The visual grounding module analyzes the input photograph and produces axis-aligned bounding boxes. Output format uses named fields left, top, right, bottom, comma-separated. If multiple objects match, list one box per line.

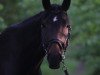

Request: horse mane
left=20, top=11, right=45, bottom=27
left=0, top=11, right=46, bottom=57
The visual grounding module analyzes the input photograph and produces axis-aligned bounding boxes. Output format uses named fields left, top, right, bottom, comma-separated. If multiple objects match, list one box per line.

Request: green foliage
left=0, top=3, right=6, bottom=31
left=0, top=17, right=7, bottom=32
left=68, top=0, right=100, bottom=75
left=0, top=4, right=4, bottom=10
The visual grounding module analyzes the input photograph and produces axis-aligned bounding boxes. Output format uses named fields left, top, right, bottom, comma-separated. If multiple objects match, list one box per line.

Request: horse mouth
left=47, top=53, right=62, bottom=69
left=49, top=63, right=60, bottom=69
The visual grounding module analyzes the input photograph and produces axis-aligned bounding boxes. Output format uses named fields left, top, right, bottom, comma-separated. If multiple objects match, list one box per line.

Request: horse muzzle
left=47, top=53, right=62, bottom=69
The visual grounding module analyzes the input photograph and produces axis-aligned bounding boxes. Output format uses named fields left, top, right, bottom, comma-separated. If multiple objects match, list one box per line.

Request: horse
left=0, top=0, right=71, bottom=75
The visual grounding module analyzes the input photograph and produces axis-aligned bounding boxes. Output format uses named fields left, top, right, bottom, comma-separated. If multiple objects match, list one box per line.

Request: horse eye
left=66, top=25, right=71, bottom=30
left=41, top=24, right=46, bottom=28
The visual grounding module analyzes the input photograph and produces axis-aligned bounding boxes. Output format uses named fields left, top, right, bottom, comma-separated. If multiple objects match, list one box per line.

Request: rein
left=62, top=49, right=69, bottom=75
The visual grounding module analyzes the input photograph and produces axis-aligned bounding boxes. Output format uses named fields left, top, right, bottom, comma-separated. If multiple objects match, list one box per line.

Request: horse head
left=41, top=0, right=71, bottom=69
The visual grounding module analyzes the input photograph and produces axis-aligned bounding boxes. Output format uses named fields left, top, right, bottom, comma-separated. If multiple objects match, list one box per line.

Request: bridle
left=41, top=22, right=71, bottom=75
left=41, top=22, right=71, bottom=51
left=41, top=0, right=71, bottom=74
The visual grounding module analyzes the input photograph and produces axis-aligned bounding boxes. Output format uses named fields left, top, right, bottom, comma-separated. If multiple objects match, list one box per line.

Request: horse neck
left=20, top=11, right=46, bottom=55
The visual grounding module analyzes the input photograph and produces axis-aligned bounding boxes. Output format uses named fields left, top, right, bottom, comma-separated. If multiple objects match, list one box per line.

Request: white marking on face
left=53, top=16, right=58, bottom=22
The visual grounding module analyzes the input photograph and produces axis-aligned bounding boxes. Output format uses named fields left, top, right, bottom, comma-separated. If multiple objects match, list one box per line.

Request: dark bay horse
left=0, top=0, right=71, bottom=75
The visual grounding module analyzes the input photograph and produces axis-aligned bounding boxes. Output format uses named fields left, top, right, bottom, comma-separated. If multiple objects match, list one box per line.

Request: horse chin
left=49, top=63, right=60, bottom=69
left=47, top=43, right=63, bottom=69
left=47, top=53, right=62, bottom=69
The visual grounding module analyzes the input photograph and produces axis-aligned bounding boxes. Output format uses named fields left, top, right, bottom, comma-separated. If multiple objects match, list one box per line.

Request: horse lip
left=49, top=64, right=60, bottom=69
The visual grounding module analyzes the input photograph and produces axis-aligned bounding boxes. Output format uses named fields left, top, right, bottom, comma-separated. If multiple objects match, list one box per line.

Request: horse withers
left=0, top=0, right=71, bottom=75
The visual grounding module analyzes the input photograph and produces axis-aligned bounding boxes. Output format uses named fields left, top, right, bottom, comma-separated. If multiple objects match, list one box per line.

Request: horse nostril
left=47, top=53, right=62, bottom=61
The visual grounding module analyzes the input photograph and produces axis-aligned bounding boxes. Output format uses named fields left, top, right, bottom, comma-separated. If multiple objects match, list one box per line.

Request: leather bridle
left=41, top=24, right=71, bottom=52
left=41, top=0, right=71, bottom=74
left=41, top=23, right=71, bottom=75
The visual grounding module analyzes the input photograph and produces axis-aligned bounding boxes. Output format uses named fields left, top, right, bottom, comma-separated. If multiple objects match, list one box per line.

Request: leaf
left=0, top=4, right=4, bottom=11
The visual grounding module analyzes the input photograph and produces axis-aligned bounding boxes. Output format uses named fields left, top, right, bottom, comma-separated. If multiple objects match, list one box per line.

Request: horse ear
left=61, top=0, right=71, bottom=11
left=42, top=0, right=52, bottom=11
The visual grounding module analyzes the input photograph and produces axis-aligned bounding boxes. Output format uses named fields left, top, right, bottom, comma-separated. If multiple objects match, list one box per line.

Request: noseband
left=42, top=24, right=71, bottom=52
left=47, top=39, right=66, bottom=50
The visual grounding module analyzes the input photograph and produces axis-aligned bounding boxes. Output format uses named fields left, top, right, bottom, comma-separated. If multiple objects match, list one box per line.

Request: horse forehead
left=52, top=15, right=61, bottom=20
left=53, top=16, right=58, bottom=22
left=52, top=15, right=66, bottom=22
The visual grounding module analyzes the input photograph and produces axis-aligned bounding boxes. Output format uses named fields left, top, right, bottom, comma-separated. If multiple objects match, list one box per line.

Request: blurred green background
left=0, top=0, right=100, bottom=75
